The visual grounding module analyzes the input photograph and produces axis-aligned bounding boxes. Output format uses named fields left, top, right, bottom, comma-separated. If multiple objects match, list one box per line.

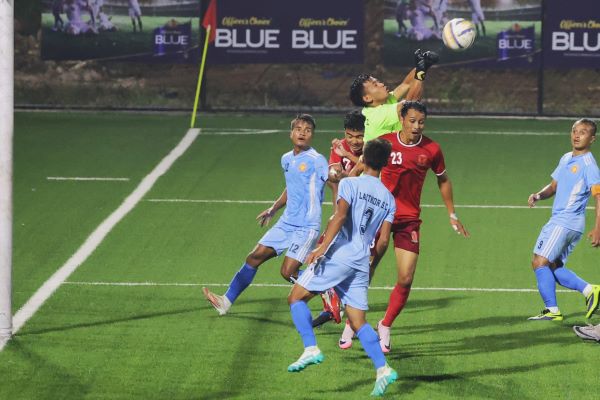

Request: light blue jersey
left=549, top=152, right=600, bottom=233
left=279, top=148, right=328, bottom=230
left=326, top=175, right=395, bottom=272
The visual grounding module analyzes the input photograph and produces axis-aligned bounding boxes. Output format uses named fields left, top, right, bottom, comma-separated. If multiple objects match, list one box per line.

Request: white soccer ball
left=442, top=18, right=477, bottom=51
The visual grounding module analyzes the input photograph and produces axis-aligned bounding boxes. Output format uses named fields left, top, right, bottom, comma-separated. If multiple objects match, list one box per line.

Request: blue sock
left=356, top=323, right=386, bottom=369
left=290, top=301, right=316, bottom=347
left=534, top=266, right=558, bottom=308
left=553, top=267, right=588, bottom=293
left=224, top=263, right=257, bottom=304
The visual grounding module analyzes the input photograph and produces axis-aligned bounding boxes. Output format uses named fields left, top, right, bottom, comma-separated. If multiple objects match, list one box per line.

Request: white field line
left=199, top=127, right=565, bottom=136
left=0, top=128, right=200, bottom=352
left=47, top=177, right=130, bottom=181
left=146, top=198, right=556, bottom=209
left=63, top=281, right=573, bottom=293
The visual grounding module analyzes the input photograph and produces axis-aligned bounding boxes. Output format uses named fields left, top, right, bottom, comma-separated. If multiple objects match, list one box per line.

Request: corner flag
left=202, top=0, right=217, bottom=43
left=191, top=0, right=217, bottom=128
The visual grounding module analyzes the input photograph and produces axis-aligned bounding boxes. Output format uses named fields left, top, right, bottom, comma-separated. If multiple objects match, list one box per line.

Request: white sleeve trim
left=435, top=169, right=447, bottom=176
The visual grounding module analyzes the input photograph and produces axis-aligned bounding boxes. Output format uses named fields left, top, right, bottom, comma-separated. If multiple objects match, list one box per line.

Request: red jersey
left=329, top=139, right=362, bottom=173
left=380, top=133, right=446, bottom=222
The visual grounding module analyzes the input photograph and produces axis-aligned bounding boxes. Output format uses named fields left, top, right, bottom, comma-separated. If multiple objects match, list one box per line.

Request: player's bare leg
left=247, top=244, right=278, bottom=268
left=338, top=245, right=387, bottom=346
left=378, top=248, right=418, bottom=352
left=203, top=244, right=276, bottom=315
left=280, top=256, right=303, bottom=282
left=339, top=255, right=378, bottom=348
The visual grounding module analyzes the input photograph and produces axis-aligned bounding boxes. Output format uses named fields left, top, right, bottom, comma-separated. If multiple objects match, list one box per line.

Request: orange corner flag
left=202, top=0, right=217, bottom=43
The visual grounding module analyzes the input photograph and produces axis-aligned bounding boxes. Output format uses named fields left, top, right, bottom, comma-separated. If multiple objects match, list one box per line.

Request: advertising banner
left=41, top=0, right=200, bottom=62
left=205, top=0, right=364, bottom=64
left=543, top=0, right=600, bottom=67
left=154, top=21, right=193, bottom=60
left=497, top=24, right=536, bottom=66
left=382, top=0, right=541, bottom=68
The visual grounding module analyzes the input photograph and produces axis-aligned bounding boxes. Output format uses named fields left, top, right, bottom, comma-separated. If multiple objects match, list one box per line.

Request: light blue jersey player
left=286, top=139, right=399, bottom=397
left=203, top=114, right=328, bottom=315
left=528, top=118, right=600, bottom=321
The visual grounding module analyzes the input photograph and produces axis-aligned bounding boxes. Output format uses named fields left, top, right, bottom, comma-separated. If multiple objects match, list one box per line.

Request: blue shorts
left=258, top=220, right=319, bottom=263
left=533, top=222, right=581, bottom=266
left=297, top=257, right=369, bottom=311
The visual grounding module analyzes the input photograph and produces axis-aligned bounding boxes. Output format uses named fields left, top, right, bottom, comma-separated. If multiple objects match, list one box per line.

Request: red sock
left=381, top=284, right=411, bottom=327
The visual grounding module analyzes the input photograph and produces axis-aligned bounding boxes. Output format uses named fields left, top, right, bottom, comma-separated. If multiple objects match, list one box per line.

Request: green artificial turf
left=2, top=111, right=598, bottom=399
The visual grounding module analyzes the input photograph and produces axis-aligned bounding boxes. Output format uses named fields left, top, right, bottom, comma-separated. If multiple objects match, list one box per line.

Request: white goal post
left=0, top=0, right=14, bottom=341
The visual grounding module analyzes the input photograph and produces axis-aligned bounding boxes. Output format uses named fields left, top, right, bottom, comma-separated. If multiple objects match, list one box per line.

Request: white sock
left=222, top=295, right=232, bottom=310
left=583, top=284, right=593, bottom=298
left=376, top=364, right=390, bottom=379
left=303, top=345, right=319, bottom=355
left=548, top=306, right=560, bottom=313
left=341, top=320, right=354, bottom=341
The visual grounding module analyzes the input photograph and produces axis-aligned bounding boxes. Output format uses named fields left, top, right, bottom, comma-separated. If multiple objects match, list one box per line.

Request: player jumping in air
left=349, top=49, right=438, bottom=142
left=203, top=115, right=329, bottom=316
left=339, top=101, right=469, bottom=352
left=287, top=138, right=397, bottom=397
left=527, top=118, right=600, bottom=321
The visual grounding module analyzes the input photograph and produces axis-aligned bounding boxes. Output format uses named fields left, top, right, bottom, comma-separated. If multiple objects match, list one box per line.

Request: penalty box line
left=0, top=128, right=201, bottom=352
left=63, top=281, right=574, bottom=294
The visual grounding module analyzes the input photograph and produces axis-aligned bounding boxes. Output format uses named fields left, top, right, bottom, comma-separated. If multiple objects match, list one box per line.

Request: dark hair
left=291, top=114, right=316, bottom=131
left=574, top=118, right=597, bottom=136
left=400, top=100, right=428, bottom=118
left=343, top=110, right=365, bottom=132
left=349, top=74, right=371, bottom=107
left=363, top=139, right=392, bottom=171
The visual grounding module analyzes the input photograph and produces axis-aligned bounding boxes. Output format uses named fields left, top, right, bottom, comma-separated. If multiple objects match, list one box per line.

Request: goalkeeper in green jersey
left=349, top=49, right=438, bottom=142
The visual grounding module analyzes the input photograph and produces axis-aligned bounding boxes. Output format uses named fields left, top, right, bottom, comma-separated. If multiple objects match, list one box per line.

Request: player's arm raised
left=392, top=68, right=419, bottom=101
left=305, top=198, right=350, bottom=265
left=528, top=180, right=557, bottom=208
left=587, top=189, right=600, bottom=247
left=437, top=172, right=469, bottom=237
left=257, top=188, right=287, bottom=227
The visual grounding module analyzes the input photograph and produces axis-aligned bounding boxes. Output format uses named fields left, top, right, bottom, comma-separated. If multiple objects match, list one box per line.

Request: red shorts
left=391, top=220, right=422, bottom=254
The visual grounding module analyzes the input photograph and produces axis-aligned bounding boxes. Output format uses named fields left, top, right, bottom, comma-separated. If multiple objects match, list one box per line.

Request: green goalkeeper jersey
left=362, top=93, right=401, bottom=142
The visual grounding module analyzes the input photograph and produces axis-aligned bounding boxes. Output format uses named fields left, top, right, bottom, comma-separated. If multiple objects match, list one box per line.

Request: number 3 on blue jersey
left=360, top=207, right=374, bottom=235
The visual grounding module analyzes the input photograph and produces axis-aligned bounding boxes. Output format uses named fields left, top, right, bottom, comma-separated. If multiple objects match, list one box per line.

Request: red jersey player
left=312, top=110, right=366, bottom=328
left=378, top=101, right=468, bottom=352
left=338, top=101, right=469, bottom=352
left=328, top=111, right=365, bottom=211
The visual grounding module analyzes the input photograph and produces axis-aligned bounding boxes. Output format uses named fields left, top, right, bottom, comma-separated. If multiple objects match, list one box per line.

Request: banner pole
left=0, top=0, right=14, bottom=344
left=190, top=25, right=211, bottom=129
